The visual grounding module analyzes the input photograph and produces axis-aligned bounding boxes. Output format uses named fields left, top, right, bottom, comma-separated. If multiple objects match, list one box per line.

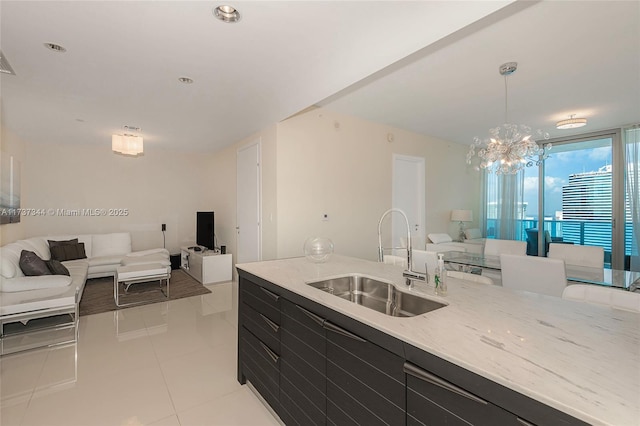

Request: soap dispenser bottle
left=434, top=254, right=448, bottom=296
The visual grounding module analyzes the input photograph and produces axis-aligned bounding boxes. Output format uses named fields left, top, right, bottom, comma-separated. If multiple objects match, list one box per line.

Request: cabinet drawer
left=241, top=302, right=280, bottom=354
left=325, top=320, right=405, bottom=426
left=241, top=278, right=280, bottom=324
left=406, top=368, right=514, bottom=425
left=240, top=326, right=280, bottom=411
left=280, top=299, right=327, bottom=426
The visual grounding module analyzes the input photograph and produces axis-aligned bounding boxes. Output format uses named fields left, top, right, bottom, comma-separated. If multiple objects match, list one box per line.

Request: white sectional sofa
left=0, top=232, right=170, bottom=354
left=425, top=232, right=484, bottom=255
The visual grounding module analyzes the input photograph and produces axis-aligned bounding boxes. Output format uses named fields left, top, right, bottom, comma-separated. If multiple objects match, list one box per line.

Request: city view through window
left=517, top=136, right=634, bottom=266
left=485, top=128, right=638, bottom=271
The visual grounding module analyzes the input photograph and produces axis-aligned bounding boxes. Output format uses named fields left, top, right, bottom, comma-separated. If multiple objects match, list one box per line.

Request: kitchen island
left=236, top=255, right=639, bottom=426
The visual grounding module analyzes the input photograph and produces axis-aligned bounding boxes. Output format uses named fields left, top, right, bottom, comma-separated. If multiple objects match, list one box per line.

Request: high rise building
left=562, top=165, right=612, bottom=222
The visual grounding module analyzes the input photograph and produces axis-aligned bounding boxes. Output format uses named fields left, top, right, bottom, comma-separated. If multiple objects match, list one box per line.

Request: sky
left=523, top=145, right=612, bottom=219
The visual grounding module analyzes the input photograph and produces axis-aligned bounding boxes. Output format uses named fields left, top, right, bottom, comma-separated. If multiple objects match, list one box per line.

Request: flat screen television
left=196, top=211, right=215, bottom=251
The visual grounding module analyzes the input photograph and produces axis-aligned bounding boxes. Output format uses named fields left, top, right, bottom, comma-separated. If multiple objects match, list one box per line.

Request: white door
left=236, top=140, right=261, bottom=263
left=392, top=155, right=425, bottom=250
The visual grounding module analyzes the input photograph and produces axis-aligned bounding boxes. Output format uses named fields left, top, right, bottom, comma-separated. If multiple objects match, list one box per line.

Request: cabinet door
left=279, top=299, right=327, bottom=426
left=237, top=276, right=282, bottom=415
left=240, top=326, right=280, bottom=413
left=325, top=320, right=405, bottom=426
left=405, top=362, right=516, bottom=426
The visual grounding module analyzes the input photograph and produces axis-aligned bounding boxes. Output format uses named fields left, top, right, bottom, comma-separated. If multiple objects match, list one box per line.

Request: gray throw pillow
left=50, top=243, right=87, bottom=262
left=46, top=259, right=70, bottom=276
left=48, top=238, right=79, bottom=250
left=19, top=250, right=53, bottom=276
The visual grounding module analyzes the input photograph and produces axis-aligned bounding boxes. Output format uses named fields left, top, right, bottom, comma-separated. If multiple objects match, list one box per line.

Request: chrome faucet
left=377, top=208, right=426, bottom=284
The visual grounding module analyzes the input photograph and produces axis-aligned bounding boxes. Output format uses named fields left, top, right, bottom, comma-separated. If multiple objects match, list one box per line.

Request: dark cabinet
left=238, top=276, right=281, bottom=414
left=236, top=270, right=587, bottom=426
left=405, top=361, right=515, bottom=426
left=279, top=299, right=327, bottom=426
left=325, top=320, right=405, bottom=426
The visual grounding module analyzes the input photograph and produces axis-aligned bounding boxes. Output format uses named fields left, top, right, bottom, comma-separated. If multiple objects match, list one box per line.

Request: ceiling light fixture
left=556, top=114, right=587, bottom=130
left=112, top=126, right=143, bottom=156
left=213, top=5, right=241, bottom=23
left=44, top=43, right=67, bottom=53
left=178, top=77, right=194, bottom=84
left=466, top=62, right=550, bottom=175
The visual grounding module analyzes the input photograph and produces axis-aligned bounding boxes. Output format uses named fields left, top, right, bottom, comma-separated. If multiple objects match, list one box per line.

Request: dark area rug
left=79, top=269, right=211, bottom=316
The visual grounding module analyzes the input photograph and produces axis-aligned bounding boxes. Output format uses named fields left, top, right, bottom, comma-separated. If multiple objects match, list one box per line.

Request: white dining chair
left=548, top=243, right=604, bottom=268
left=447, top=270, right=494, bottom=285
left=484, top=239, right=527, bottom=257
left=382, top=255, right=407, bottom=268
left=410, top=250, right=440, bottom=282
left=562, top=284, right=640, bottom=312
left=500, top=254, right=567, bottom=297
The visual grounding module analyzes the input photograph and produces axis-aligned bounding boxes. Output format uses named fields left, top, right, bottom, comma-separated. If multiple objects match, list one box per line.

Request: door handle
left=259, top=341, right=279, bottom=364
left=259, top=286, right=280, bottom=302
left=295, top=304, right=325, bottom=327
left=323, top=321, right=366, bottom=342
left=259, top=313, right=280, bottom=333
left=403, top=362, right=488, bottom=405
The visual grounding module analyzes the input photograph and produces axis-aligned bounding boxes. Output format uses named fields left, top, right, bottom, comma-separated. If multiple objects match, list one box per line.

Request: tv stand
left=180, top=247, right=232, bottom=284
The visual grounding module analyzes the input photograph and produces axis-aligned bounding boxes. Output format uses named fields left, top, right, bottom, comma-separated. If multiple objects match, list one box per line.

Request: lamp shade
left=112, top=134, right=143, bottom=156
left=451, top=209, right=473, bottom=222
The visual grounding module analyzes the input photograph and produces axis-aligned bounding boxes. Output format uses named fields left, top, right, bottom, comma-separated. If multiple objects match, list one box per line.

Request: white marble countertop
left=236, top=255, right=640, bottom=426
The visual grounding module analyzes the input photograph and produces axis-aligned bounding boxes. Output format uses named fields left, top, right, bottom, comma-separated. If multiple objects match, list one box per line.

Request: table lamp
left=451, top=210, right=473, bottom=241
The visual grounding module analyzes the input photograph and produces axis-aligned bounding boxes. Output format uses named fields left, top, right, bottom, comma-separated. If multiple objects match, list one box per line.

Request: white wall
left=0, top=127, right=27, bottom=245
left=207, top=125, right=278, bottom=264
left=276, top=108, right=480, bottom=260
left=18, top=141, right=211, bottom=253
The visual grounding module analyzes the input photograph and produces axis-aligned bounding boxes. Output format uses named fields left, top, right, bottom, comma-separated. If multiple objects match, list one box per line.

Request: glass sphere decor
left=303, top=237, right=334, bottom=263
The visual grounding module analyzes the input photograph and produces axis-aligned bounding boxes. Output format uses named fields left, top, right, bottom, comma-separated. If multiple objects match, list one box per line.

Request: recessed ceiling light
left=556, top=114, right=587, bottom=130
left=44, top=43, right=67, bottom=53
left=178, top=77, right=194, bottom=84
left=213, top=5, right=240, bottom=23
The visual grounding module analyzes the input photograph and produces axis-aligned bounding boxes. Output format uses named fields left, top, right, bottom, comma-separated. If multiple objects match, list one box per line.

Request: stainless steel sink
left=306, top=274, right=446, bottom=317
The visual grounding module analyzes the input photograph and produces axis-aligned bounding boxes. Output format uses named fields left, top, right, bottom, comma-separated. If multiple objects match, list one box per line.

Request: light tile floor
left=1, top=280, right=281, bottom=426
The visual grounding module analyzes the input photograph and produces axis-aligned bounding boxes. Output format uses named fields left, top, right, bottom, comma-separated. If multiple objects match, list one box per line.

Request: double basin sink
left=306, top=274, right=446, bottom=317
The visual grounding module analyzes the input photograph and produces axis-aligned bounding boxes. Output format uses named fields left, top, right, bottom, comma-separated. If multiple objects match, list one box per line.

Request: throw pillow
left=19, top=250, right=53, bottom=276
left=48, top=238, right=79, bottom=250
left=50, top=243, right=87, bottom=262
left=46, top=259, right=70, bottom=276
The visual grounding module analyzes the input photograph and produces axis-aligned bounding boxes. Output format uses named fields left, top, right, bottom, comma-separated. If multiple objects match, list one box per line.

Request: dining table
left=442, top=251, right=640, bottom=291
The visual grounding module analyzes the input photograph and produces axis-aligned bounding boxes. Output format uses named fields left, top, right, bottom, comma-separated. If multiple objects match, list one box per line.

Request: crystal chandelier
left=466, top=62, right=551, bottom=175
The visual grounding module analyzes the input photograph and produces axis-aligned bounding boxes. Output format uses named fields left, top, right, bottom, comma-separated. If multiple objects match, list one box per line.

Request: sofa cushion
left=0, top=275, right=73, bottom=292
left=92, top=233, right=132, bottom=258
left=121, top=253, right=171, bottom=267
left=1, top=250, right=17, bottom=279
left=88, top=255, right=125, bottom=267
left=21, top=238, right=51, bottom=260
left=126, top=248, right=170, bottom=257
left=464, top=228, right=482, bottom=240
left=46, top=259, right=70, bottom=276
left=50, top=243, right=87, bottom=262
left=19, top=250, right=53, bottom=276
left=428, top=233, right=453, bottom=244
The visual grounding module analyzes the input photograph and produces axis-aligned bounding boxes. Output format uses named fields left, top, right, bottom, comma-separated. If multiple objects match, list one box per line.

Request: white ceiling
left=0, top=0, right=512, bottom=152
left=1, top=1, right=638, bottom=154
left=320, top=0, right=640, bottom=145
